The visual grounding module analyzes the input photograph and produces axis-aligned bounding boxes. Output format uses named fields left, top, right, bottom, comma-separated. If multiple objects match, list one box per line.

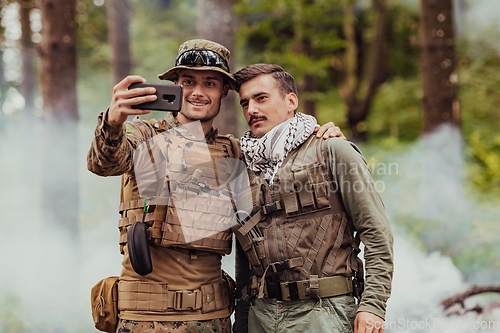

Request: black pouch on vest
left=127, top=221, right=153, bottom=276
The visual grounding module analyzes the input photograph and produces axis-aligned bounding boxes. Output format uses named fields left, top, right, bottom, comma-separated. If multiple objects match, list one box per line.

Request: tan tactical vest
left=233, top=136, right=364, bottom=299
left=118, top=119, right=241, bottom=256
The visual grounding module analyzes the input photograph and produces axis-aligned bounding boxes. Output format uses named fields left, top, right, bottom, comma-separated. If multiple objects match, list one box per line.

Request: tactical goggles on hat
left=175, top=49, right=230, bottom=73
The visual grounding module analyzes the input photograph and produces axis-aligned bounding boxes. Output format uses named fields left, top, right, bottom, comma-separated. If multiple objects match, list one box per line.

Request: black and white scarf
left=240, top=113, right=318, bottom=183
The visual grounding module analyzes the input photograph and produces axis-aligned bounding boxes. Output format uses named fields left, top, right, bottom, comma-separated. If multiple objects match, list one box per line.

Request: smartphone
left=129, top=82, right=183, bottom=112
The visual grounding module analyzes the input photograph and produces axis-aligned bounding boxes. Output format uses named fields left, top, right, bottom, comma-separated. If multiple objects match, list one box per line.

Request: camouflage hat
left=158, top=39, right=237, bottom=90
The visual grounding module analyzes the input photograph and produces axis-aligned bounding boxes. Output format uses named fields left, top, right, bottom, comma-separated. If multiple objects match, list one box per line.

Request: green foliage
left=0, top=293, right=28, bottom=333
left=316, top=88, right=347, bottom=131
left=77, top=0, right=110, bottom=75
left=385, top=3, right=420, bottom=78
left=453, top=218, right=500, bottom=273
left=367, top=76, right=423, bottom=142
left=458, top=38, right=500, bottom=196
left=131, top=0, right=197, bottom=81
left=235, top=0, right=344, bottom=85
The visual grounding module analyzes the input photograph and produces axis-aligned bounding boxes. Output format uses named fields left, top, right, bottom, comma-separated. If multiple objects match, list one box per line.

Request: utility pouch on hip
left=91, top=276, right=119, bottom=333
left=128, top=221, right=153, bottom=276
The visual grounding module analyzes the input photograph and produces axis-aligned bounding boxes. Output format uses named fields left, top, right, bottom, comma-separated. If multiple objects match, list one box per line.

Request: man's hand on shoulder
left=314, top=121, right=346, bottom=140
left=107, top=75, right=157, bottom=126
left=354, top=311, right=385, bottom=333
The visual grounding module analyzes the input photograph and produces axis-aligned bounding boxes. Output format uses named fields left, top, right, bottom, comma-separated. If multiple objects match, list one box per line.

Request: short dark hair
left=233, top=64, right=298, bottom=98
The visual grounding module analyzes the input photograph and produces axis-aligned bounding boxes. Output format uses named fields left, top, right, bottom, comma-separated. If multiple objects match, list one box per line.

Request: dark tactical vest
left=232, top=136, right=364, bottom=298
left=118, top=119, right=241, bottom=255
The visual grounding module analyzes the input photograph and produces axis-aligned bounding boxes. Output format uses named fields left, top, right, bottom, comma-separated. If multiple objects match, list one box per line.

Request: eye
left=241, top=101, right=248, bottom=109
left=181, top=79, right=193, bottom=85
left=258, top=95, right=267, bottom=102
left=206, top=81, right=216, bottom=87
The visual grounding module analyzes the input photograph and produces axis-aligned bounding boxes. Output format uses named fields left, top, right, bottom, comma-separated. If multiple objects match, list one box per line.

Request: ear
left=286, top=93, right=298, bottom=116
left=221, top=84, right=230, bottom=100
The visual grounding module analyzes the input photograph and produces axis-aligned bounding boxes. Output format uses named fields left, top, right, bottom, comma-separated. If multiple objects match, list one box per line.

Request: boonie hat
left=158, top=39, right=236, bottom=90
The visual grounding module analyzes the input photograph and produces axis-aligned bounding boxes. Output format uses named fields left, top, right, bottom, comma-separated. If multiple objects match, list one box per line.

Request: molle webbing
left=321, top=214, right=349, bottom=276
left=117, top=280, right=230, bottom=313
left=300, top=215, right=332, bottom=279
left=118, top=196, right=233, bottom=255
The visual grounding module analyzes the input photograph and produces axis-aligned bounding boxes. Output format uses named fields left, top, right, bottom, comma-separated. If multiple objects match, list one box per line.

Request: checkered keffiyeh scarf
left=240, top=113, right=317, bottom=183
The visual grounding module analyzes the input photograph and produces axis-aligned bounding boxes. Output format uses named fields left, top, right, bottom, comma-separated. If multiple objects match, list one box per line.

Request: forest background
left=0, top=0, right=499, bottom=332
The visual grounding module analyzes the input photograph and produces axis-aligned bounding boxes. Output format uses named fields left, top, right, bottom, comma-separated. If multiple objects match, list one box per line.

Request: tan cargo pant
left=248, top=295, right=358, bottom=333
left=115, top=317, right=231, bottom=333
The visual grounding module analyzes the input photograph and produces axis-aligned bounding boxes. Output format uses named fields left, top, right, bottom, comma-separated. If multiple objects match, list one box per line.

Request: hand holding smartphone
left=129, top=82, right=183, bottom=112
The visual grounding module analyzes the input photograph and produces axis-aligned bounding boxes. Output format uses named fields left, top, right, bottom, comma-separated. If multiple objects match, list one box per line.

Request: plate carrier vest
left=232, top=136, right=364, bottom=300
left=118, top=119, right=241, bottom=256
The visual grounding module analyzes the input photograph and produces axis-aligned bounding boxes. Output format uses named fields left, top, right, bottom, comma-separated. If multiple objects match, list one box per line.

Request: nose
left=191, top=82, right=204, bottom=97
left=247, top=100, right=258, bottom=115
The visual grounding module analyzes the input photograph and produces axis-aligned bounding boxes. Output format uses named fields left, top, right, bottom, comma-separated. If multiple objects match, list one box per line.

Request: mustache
left=248, top=115, right=266, bottom=126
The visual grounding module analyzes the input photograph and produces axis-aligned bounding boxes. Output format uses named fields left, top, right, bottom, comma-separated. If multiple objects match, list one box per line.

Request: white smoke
left=363, top=123, right=500, bottom=332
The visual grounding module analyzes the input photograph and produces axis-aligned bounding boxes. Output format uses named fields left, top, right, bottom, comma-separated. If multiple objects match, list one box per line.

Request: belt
left=117, top=279, right=230, bottom=313
left=264, top=275, right=353, bottom=301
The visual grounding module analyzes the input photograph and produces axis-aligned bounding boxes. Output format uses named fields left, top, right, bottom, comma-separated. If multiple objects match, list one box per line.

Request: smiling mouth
left=188, top=100, right=209, bottom=107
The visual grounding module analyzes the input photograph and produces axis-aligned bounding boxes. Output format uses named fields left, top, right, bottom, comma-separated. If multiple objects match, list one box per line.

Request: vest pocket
left=313, top=181, right=331, bottom=209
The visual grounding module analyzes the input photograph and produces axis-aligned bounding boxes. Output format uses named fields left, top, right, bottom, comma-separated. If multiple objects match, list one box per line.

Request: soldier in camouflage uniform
left=88, top=39, right=239, bottom=333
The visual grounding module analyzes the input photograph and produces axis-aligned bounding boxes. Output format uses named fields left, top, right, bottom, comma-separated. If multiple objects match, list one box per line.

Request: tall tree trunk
left=108, top=0, right=132, bottom=84
left=420, top=0, right=463, bottom=249
left=38, top=0, right=79, bottom=238
left=294, top=1, right=316, bottom=118
left=37, top=1, right=81, bottom=326
left=196, top=0, right=240, bottom=137
left=19, top=0, right=36, bottom=117
left=299, top=74, right=317, bottom=117
left=420, top=0, right=459, bottom=133
left=340, top=0, right=388, bottom=142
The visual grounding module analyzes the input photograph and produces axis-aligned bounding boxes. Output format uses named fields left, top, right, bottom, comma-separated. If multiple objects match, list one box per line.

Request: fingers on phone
left=129, top=94, right=156, bottom=106
left=128, top=87, right=156, bottom=98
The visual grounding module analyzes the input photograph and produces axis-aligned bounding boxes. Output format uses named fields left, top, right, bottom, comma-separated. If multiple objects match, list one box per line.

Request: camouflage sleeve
left=326, top=138, right=394, bottom=320
left=87, top=110, right=157, bottom=177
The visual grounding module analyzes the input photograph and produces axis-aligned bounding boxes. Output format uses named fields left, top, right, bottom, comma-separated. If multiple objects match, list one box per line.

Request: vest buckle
left=263, top=201, right=281, bottom=215
left=270, top=259, right=290, bottom=273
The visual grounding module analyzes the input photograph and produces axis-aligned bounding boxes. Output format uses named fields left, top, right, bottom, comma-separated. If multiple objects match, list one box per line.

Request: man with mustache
left=231, top=64, right=394, bottom=333
left=87, top=39, right=342, bottom=333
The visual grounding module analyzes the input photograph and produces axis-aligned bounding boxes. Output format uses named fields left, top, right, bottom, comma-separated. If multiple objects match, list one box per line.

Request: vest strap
left=237, top=210, right=263, bottom=236
left=307, top=275, right=320, bottom=300
left=269, top=257, right=304, bottom=274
